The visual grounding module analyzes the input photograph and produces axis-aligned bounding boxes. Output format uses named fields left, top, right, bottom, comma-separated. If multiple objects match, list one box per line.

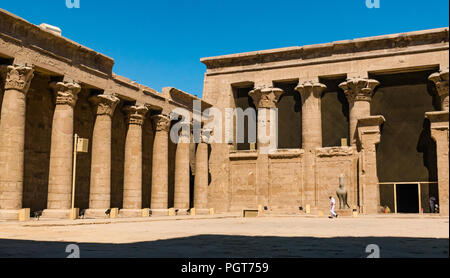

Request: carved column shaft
left=47, top=81, right=81, bottom=210
left=194, top=148, right=208, bottom=210
left=174, top=122, right=191, bottom=211
left=295, top=81, right=326, bottom=207
left=123, top=105, right=148, bottom=210
left=151, top=114, right=171, bottom=211
left=0, top=65, right=34, bottom=213
left=425, top=111, right=449, bottom=216
left=356, top=115, right=385, bottom=214
left=88, top=94, right=119, bottom=211
left=339, top=78, right=379, bottom=145
left=296, top=81, right=326, bottom=150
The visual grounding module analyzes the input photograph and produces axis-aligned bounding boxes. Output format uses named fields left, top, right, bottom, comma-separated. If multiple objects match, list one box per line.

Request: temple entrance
left=396, top=184, right=419, bottom=213
left=379, top=182, right=439, bottom=213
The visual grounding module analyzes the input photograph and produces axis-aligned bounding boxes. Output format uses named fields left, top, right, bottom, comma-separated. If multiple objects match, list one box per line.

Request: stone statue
left=336, top=174, right=350, bottom=210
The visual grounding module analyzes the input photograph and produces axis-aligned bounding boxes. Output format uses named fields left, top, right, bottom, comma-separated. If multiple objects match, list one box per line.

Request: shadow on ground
left=0, top=235, right=448, bottom=258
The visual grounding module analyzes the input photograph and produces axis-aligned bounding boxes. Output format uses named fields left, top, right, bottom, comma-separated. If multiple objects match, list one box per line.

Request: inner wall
left=321, top=77, right=349, bottom=147
left=275, top=82, right=302, bottom=149
left=371, top=70, right=439, bottom=183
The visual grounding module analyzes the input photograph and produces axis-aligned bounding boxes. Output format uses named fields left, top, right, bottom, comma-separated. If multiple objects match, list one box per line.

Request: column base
left=150, top=209, right=169, bottom=216
left=84, top=209, right=112, bottom=219
left=174, top=208, right=190, bottom=215
left=192, top=208, right=210, bottom=215
left=119, top=209, right=144, bottom=218
left=42, top=209, right=71, bottom=219
left=0, top=209, right=20, bottom=220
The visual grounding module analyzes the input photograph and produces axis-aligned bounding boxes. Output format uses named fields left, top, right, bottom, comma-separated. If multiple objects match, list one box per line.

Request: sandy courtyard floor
left=0, top=215, right=448, bottom=258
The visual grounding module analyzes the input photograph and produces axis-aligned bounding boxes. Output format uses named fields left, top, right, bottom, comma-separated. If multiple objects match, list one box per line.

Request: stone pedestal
left=296, top=81, right=326, bottom=207
left=151, top=114, right=171, bottom=210
left=174, top=122, right=191, bottom=211
left=86, top=94, right=119, bottom=217
left=123, top=105, right=148, bottom=210
left=0, top=64, right=34, bottom=219
left=425, top=111, right=449, bottom=216
left=339, top=78, right=379, bottom=145
left=356, top=115, right=385, bottom=214
left=44, top=81, right=81, bottom=218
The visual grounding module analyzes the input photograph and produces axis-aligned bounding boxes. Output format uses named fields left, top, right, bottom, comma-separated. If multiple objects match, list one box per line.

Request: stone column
left=295, top=81, right=326, bottom=209
left=150, top=113, right=171, bottom=215
left=295, top=81, right=326, bottom=149
left=86, top=94, right=119, bottom=217
left=428, top=68, right=449, bottom=111
left=193, top=129, right=210, bottom=213
left=249, top=85, right=284, bottom=209
left=249, top=85, right=284, bottom=151
left=0, top=64, right=34, bottom=220
left=121, top=105, right=148, bottom=217
left=425, top=111, right=449, bottom=216
left=339, top=78, right=380, bottom=145
left=43, top=81, right=81, bottom=218
left=174, top=122, right=191, bottom=214
left=356, top=115, right=385, bottom=214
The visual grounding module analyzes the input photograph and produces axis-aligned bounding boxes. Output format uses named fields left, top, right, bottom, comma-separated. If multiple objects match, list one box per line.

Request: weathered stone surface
left=428, top=68, right=449, bottom=111
left=0, top=64, right=34, bottom=216
left=46, top=81, right=81, bottom=212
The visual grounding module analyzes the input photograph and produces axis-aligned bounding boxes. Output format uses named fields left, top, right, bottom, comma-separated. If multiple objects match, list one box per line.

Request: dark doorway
left=396, top=184, right=419, bottom=213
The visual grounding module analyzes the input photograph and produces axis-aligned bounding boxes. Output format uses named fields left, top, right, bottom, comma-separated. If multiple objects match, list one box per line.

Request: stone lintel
left=229, top=150, right=258, bottom=160
left=315, top=146, right=354, bottom=157
left=268, top=150, right=304, bottom=159
left=249, top=85, right=284, bottom=109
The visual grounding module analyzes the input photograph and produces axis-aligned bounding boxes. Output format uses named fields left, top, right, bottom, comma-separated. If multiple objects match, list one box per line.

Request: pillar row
left=88, top=94, right=119, bottom=212
left=339, top=78, right=380, bottom=145
left=0, top=64, right=34, bottom=218
left=46, top=81, right=81, bottom=211
left=122, top=105, right=148, bottom=211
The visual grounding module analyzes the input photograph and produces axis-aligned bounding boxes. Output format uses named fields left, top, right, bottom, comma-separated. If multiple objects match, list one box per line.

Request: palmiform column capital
left=4, top=64, right=34, bottom=94
left=89, top=94, right=120, bottom=117
left=339, top=78, right=380, bottom=104
left=152, top=113, right=171, bottom=132
left=428, top=68, right=449, bottom=111
left=123, top=105, right=148, bottom=126
left=295, top=81, right=327, bottom=104
left=249, top=85, right=284, bottom=109
left=51, top=81, right=81, bottom=107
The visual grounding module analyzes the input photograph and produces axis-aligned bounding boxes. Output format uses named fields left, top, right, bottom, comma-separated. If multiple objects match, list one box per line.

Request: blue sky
left=1, top=0, right=448, bottom=97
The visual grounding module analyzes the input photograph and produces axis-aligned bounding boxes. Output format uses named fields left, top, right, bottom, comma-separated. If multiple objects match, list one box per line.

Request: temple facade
left=0, top=9, right=448, bottom=219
